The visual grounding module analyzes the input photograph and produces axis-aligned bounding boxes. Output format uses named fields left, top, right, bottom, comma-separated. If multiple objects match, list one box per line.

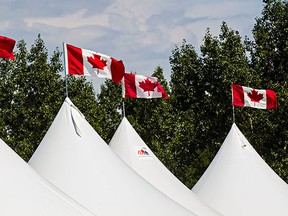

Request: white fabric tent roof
left=29, top=97, right=197, bottom=216
left=109, top=117, right=222, bottom=216
left=0, top=137, right=97, bottom=216
left=192, top=123, right=288, bottom=216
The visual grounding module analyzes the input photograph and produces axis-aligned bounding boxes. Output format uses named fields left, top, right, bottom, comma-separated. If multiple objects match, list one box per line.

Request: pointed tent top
left=109, top=117, right=222, bottom=216
left=29, top=99, right=197, bottom=216
left=64, top=96, right=72, bottom=104
left=64, top=97, right=82, bottom=114
left=192, top=124, right=288, bottom=216
left=120, top=116, right=130, bottom=127
left=0, top=137, right=96, bottom=216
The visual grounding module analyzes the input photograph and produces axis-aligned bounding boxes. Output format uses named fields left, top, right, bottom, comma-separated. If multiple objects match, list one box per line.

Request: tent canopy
left=192, top=123, right=288, bottom=216
left=109, top=117, right=221, bottom=216
left=0, top=137, right=96, bottom=216
left=29, top=97, right=197, bottom=216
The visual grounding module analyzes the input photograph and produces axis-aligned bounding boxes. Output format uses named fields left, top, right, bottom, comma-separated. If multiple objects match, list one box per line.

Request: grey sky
left=0, top=0, right=264, bottom=93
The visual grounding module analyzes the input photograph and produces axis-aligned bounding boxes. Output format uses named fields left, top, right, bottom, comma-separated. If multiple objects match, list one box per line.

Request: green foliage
left=96, top=79, right=122, bottom=142
left=164, top=3, right=288, bottom=186
left=124, top=67, right=173, bottom=155
left=66, top=76, right=103, bottom=134
left=169, top=40, right=202, bottom=111
left=0, top=0, right=287, bottom=189
left=0, top=35, right=100, bottom=161
left=0, top=35, right=64, bottom=160
left=249, top=0, right=288, bottom=182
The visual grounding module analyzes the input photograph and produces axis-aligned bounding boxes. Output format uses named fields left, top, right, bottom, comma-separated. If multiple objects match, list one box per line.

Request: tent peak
left=29, top=98, right=197, bottom=216
left=227, top=123, right=249, bottom=149
left=120, top=117, right=131, bottom=127
left=231, top=122, right=238, bottom=128
left=110, top=116, right=222, bottom=216
left=64, top=97, right=73, bottom=105
left=193, top=119, right=288, bottom=216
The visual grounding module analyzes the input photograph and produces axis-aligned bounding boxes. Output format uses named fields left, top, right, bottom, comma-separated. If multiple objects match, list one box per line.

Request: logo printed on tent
left=110, top=117, right=222, bottom=216
left=135, top=147, right=152, bottom=159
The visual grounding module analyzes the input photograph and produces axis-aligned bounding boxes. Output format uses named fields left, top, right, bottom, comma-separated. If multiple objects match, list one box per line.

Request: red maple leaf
left=87, top=54, right=107, bottom=70
left=247, top=89, right=264, bottom=105
left=139, top=78, right=158, bottom=96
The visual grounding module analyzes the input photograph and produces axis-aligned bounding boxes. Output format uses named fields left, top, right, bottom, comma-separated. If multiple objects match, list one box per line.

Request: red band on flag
left=157, top=83, right=168, bottom=99
left=232, top=84, right=244, bottom=107
left=66, top=44, right=84, bottom=75
left=111, top=58, right=125, bottom=84
left=124, top=73, right=137, bottom=98
left=266, top=89, right=277, bottom=109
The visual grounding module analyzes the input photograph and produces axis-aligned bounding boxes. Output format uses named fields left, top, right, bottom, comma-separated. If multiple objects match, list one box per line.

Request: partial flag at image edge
left=0, top=36, right=16, bottom=60
left=64, top=43, right=125, bottom=84
left=232, top=84, right=277, bottom=109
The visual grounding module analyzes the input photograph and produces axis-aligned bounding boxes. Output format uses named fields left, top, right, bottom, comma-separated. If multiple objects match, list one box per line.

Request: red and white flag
left=0, top=36, right=16, bottom=60
left=232, top=84, right=277, bottom=109
left=64, top=43, right=125, bottom=84
left=123, top=73, right=168, bottom=99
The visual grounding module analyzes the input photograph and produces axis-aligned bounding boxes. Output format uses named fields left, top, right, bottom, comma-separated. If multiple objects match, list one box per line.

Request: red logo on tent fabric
left=137, top=147, right=149, bottom=156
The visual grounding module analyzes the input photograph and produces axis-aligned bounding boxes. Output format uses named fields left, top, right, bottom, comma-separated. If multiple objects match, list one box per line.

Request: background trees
left=249, top=0, right=288, bottom=182
left=0, top=0, right=287, bottom=187
left=0, top=35, right=100, bottom=161
left=0, top=36, right=65, bottom=161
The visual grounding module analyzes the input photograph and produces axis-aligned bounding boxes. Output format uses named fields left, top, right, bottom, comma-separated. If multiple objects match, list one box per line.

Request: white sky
left=0, top=0, right=264, bottom=93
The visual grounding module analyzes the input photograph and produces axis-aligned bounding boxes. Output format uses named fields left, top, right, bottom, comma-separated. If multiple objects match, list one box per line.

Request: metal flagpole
left=122, top=100, right=126, bottom=117
left=231, top=83, right=235, bottom=123
left=121, top=78, right=126, bottom=118
left=62, top=42, right=68, bottom=97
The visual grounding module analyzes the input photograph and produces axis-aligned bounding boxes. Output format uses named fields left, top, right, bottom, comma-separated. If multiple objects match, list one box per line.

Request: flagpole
left=121, top=78, right=126, bottom=118
left=62, top=42, right=68, bottom=97
left=231, top=83, right=235, bottom=123
left=122, top=100, right=126, bottom=117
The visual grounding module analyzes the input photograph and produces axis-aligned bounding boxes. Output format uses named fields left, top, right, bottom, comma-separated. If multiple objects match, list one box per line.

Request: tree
left=169, top=40, right=203, bottom=112
left=0, top=35, right=101, bottom=161
left=168, top=22, right=256, bottom=187
left=0, top=0, right=287, bottom=188
left=168, top=41, right=208, bottom=186
left=200, top=22, right=257, bottom=152
left=0, top=35, right=65, bottom=160
left=124, top=67, right=172, bottom=156
left=96, top=79, right=123, bottom=142
left=66, top=75, right=105, bottom=136
left=96, top=67, right=172, bottom=150
left=0, top=52, right=16, bottom=141
left=249, top=0, right=288, bottom=182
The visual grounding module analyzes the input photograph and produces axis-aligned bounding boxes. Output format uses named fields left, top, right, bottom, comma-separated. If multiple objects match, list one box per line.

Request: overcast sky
left=1, top=0, right=264, bottom=93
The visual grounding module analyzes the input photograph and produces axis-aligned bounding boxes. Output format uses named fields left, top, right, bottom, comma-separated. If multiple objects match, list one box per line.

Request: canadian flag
left=64, top=43, right=125, bottom=84
left=123, top=73, right=168, bottom=99
left=0, top=35, right=16, bottom=60
left=232, top=84, right=277, bottom=109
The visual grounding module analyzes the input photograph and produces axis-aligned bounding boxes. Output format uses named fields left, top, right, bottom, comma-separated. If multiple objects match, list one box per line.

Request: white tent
left=109, top=117, right=222, bottom=216
left=0, top=137, right=97, bottom=216
left=29, top=98, right=197, bottom=216
left=192, top=123, right=288, bottom=216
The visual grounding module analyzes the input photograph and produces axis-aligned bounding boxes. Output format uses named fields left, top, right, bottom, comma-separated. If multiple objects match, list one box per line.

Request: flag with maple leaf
left=123, top=73, right=168, bottom=99
left=232, top=84, right=277, bottom=109
left=0, top=35, right=16, bottom=60
left=64, top=43, right=125, bottom=84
